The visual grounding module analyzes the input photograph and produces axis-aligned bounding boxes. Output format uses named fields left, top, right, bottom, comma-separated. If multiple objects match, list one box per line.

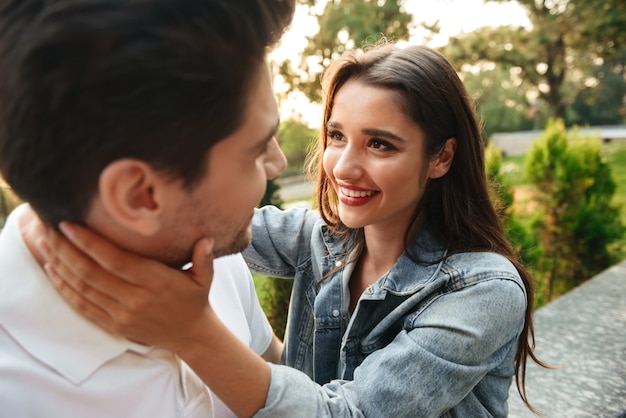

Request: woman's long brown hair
left=307, top=43, right=548, bottom=412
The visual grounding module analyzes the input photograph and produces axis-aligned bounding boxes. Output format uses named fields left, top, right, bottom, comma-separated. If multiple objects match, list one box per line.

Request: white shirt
left=0, top=204, right=273, bottom=417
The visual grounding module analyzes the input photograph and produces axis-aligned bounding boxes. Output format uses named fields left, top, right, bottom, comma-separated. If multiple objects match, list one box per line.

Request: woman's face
left=322, top=79, right=440, bottom=235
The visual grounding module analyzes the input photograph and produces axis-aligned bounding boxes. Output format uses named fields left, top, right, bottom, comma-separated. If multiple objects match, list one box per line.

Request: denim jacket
left=244, top=206, right=526, bottom=417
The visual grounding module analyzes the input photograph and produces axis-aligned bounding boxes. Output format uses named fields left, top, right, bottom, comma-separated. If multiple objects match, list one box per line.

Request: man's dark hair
left=0, top=0, right=295, bottom=226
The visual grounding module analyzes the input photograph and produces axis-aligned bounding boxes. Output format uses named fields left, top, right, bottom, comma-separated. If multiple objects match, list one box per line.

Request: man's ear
left=98, top=159, right=165, bottom=236
left=428, top=137, right=456, bottom=179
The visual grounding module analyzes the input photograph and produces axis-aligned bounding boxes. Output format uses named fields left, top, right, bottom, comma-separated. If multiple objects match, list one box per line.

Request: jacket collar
left=320, top=220, right=447, bottom=294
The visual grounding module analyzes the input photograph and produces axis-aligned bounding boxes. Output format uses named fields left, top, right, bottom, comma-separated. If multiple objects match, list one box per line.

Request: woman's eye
left=327, top=130, right=344, bottom=142
left=370, top=139, right=393, bottom=150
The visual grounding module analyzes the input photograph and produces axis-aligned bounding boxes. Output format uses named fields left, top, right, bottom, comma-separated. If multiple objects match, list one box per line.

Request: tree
left=444, top=0, right=626, bottom=123
left=524, top=119, right=623, bottom=301
left=566, top=0, right=626, bottom=57
left=569, top=47, right=626, bottom=126
left=279, top=0, right=412, bottom=102
left=462, top=64, right=535, bottom=138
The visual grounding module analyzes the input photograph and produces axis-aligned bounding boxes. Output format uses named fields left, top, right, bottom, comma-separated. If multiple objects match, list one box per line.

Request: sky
left=270, top=0, right=531, bottom=124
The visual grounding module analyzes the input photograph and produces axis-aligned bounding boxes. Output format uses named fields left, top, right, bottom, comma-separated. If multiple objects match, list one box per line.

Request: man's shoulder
left=210, top=253, right=257, bottom=305
left=213, top=253, right=252, bottom=284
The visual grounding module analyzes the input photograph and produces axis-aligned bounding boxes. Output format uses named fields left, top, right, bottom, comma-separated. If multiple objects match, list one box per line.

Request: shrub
left=524, top=119, right=624, bottom=301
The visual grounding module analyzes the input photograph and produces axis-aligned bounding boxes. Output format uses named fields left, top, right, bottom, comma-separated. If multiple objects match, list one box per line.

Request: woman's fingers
left=44, top=262, right=119, bottom=334
left=188, top=237, right=215, bottom=289
left=39, top=226, right=139, bottom=302
left=58, top=222, right=164, bottom=287
left=43, top=246, right=170, bottom=345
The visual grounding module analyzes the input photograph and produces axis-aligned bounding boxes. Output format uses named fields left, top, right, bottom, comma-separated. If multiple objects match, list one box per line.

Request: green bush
left=253, top=274, right=293, bottom=340
left=524, top=119, right=624, bottom=301
left=485, top=142, right=543, bottom=305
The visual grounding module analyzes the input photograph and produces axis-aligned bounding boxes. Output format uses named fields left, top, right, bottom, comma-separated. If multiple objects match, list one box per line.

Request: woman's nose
left=332, top=144, right=362, bottom=180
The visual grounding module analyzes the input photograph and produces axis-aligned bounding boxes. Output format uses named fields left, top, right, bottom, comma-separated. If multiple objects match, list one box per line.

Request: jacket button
left=332, top=310, right=340, bottom=317
left=335, top=260, right=342, bottom=267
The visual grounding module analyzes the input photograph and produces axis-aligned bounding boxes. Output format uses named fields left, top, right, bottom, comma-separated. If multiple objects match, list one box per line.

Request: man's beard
left=212, top=224, right=252, bottom=258
left=169, top=224, right=252, bottom=269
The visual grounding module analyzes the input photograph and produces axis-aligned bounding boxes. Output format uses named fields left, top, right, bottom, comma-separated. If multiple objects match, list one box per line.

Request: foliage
left=463, top=64, right=536, bottom=137
left=485, top=142, right=514, bottom=214
left=565, top=0, right=626, bottom=56
left=280, top=0, right=625, bottom=130
left=260, top=179, right=283, bottom=208
left=569, top=49, right=626, bottom=126
left=253, top=274, right=293, bottom=340
left=277, top=119, right=319, bottom=176
left=524, top=119, right=624, bottom=300
left=0, top=184, right=19, bottom=228
left=601, top=141, right=626, bottom=226
left=444, top=0, right=626, bottom=123
left=279, top=0, right=412, bottom=102
left=485, top=142, right=541, bottom=282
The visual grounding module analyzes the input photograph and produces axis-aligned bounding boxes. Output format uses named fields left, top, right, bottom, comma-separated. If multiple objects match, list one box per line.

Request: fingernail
left=59, top=222, right=75, bottom=239
left=44, top=263, right=58, bottom=280
left=36, top=221, right=49, bottom=235
left=205, top=238, right=214, bottom=256
left=36, top=238, right=51, bottom=259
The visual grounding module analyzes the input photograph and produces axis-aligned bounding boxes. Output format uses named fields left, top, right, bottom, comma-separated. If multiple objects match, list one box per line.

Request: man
left=0, top=0, right=294, bottom=416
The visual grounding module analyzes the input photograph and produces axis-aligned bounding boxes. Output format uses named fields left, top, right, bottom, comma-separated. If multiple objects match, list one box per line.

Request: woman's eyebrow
left=361, top=128, right=406, bottom=142
left=326, top=120, right=341, bottom=129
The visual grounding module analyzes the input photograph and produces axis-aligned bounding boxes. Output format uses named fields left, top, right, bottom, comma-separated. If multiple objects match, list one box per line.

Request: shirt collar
left=0, top=204, right=152, bottom=385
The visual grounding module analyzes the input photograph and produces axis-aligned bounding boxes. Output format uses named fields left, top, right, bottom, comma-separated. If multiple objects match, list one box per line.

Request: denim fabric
left=245, top=206, right=526, bottom=417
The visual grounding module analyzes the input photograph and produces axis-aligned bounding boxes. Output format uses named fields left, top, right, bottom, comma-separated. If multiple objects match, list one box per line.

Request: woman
left=40, top=44, right=542, bottom=417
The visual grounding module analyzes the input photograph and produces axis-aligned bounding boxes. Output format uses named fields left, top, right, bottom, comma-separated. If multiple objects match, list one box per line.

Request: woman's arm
left=173, top=306, right=272, bottom=417
left=244, top=206, right=315, bottom=277
left=39, top=222, right=271, bottom=417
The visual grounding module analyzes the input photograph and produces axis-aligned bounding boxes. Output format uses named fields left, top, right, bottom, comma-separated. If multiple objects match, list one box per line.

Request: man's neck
left=18, top=206, right=47, bottom=268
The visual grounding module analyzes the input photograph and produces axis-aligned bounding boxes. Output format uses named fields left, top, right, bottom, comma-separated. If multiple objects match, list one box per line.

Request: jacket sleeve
left=254, top=278, right=527, bottom=418
left=243, top=206, right=318, bottom=279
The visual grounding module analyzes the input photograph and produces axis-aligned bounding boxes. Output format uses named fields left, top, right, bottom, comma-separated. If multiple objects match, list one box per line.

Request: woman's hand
left=36, top=222, right=273, bottom=417
left=35, top=221, right=215, bottom=352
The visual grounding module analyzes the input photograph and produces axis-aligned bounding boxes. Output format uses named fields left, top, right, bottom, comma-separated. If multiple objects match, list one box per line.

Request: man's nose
left=265, top=137, right=287, bottom=180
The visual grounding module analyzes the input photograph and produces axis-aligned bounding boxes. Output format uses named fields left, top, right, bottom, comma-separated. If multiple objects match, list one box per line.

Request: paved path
left=508, top=260, right=626, bottom=417
left=276, top=176, right=313, bottom=202
left=492, top=125, right=626, bottom=156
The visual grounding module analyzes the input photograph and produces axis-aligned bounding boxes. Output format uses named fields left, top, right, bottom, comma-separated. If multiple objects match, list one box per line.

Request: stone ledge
left=508, top=260, right=626, bottom=417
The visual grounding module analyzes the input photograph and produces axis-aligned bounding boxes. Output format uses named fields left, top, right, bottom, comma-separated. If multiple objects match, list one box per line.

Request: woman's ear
left=97, top=159, right=165, bottom=236
left=428, top=137, right=456, bottom=179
